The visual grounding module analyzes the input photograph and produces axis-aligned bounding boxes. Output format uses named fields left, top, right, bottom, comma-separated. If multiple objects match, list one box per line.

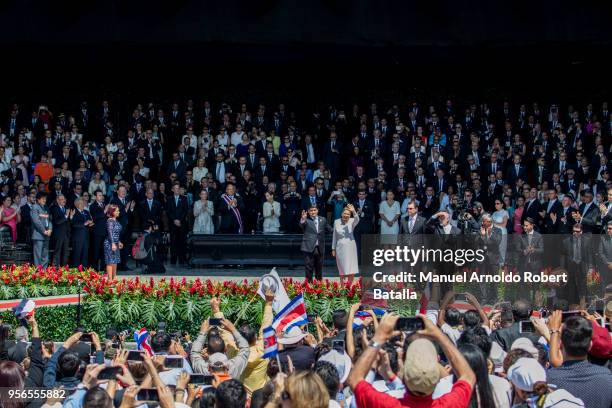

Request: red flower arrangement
left=0, top=264, right=361, bottom=301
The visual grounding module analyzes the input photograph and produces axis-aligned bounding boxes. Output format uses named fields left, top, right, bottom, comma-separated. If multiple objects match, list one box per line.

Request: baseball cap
left=490, top=341, right=507, bottom=373
left=507, top=358, right=546, bottom=392
left=511, top=337, right=539, bottom=359
left=278, top=326, right=307, bottom=345
left=588, top=322, right=612, bottom=359
left=402, top=338, right=440, bottom=395
left=208, top=352, right=229, bottom=368
left=319, top=349, right=353, bottom=383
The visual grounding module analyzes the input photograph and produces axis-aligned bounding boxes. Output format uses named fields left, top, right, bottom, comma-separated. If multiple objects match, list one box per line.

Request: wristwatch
left=368, top=339, right=383, bottom=349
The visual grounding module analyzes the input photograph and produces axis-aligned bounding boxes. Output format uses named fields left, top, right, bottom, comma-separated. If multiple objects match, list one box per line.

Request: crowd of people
left=1, top=290, right=611, bottom=408
left=0, top=99, right=611, bottom=284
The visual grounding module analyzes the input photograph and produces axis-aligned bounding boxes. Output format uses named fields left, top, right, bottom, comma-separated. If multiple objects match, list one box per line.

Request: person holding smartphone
left=347, top=313, right=475, bottom=408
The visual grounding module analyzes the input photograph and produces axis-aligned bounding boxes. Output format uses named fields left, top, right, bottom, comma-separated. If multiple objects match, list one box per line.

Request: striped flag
left=134, top=328, right=153, bottom=356
left=262, top=326, right=278, bottom=358
left=271, top=294, right=308, bottom=333
left=12, top=299, right=36, bottom=320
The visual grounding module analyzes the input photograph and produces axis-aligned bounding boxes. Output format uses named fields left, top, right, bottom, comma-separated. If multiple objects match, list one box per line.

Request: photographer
left=141, top=220, right=166, bottom=274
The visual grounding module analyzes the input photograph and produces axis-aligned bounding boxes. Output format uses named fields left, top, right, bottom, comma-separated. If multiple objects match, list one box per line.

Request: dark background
left=2, top=1, right=611, bottom=106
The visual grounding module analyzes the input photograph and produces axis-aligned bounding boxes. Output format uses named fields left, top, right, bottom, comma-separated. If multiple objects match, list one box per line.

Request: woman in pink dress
left=1, top=196, right=20, bottom=243
left=512, top=196, right=525, bottom=234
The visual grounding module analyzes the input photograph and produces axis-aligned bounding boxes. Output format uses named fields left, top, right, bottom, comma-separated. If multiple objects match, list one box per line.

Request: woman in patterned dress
left=103, top=204, right=122, bottom=280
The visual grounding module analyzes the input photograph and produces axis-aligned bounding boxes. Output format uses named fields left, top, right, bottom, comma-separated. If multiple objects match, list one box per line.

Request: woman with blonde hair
left=266, top=371, right=330, bottom=408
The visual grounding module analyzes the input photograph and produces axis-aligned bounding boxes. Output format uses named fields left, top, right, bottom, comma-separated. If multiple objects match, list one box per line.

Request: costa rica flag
left=271, top=294, right=308, bottom=333
left=134, top=328, right=154, bottom=356
left=262, top=326, right=278, bottom=358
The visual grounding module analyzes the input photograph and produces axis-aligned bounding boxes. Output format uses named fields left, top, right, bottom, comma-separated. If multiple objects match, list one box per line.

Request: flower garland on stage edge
left=0, top=264, right=362, bottom=340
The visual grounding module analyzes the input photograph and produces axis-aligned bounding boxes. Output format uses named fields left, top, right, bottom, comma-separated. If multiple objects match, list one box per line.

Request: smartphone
left=307, top=314, right=317, bottom=323
left=395, top=317, right=424, bottom=332
left=605, top=323, right=611, bottom=333
left=332, top=340, right=345, bottom=352
left=80, top=333, right=93, bottom=342
left=164, top=357, right=184, bottom=369
left=454, top=293, right=468, bottom=303
left=98, top=366, right=123, bottom=380
left=137, top=388, right=159, bottom=402
left=189, top=374, right=214, bottom=385
left=519, top=320, right=535, bottom=333
left=561, top=310, right=582, bottom=321
left=111, top=343, right=120, bottom=349
left=127, top=350, right=145, bottom=361
left=209, top=318, right=222, bottom=326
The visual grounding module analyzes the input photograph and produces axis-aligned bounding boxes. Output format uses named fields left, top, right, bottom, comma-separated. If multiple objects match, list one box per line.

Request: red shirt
left=354, top=379, right=472, bottom=408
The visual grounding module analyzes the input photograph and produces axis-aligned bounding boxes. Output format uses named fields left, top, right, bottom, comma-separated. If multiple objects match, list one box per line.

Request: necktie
left=409, top=217, right=415, bottom=233
left=311, top=196, right=315, bottom=205
left=148, top=200, right=152, bottom=210
left=175, top=197, right=179, bottom=207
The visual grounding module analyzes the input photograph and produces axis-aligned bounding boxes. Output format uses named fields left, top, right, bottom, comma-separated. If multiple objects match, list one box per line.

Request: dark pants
left=478, top=262, right=499, bottom=304
left=52, top=234, right=70, bottom=266
left=72, top=232, right=89, bottom=268
left=92, top=234, right=106, bottom=270
left=565, top=260, right=587, bottom=304
left=304, top=246, right=323, bottom=281
left=170, top=224, right=187, bottom=263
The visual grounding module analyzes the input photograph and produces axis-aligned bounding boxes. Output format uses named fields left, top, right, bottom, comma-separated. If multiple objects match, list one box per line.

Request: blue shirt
left=547, top=359, right=612, bottom=408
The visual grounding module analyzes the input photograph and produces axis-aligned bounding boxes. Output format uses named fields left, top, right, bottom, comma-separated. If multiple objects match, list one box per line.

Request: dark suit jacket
left=139, top=199, right=163, bottom=226
left=561, top=234, right=594, bottom=269
left=354, top=199, right=375, bottom=234
left=478, top=227, right=502, bottom=265
left=518, top=232, right=544, bottom=272
left=299, top=216, right=331, bottom=253
left=578, top=202, right=599, bottom=233
left=217, top=195, right=246, bottom=233
left=165, top=195, right=189, bottom=223
left=50, top=205, right=70, bottom=239
left=90, top=200, right=108, bottom=237
left=401, top=215, right=426, bottom=235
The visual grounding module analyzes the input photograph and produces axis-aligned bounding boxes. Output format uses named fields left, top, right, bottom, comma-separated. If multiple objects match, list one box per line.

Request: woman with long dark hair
left=103, top=204, right=122, bottom=281
left=457, top=344, right=497, bottom=408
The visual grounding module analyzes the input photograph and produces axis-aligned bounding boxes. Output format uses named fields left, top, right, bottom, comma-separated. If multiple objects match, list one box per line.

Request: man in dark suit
left=426, top=211, right=461, bottom=296
left=598, top=221, right=612, bottom=294
left=50, top=195, right=70, bottom=266
left=18, top=190, right=36, bottom=245
left=522, top=188, right=542, bottom=228
left=561, top=223, right=593, bottom=305
left=167, top=152, right=188, bottom=184
left=301, top=186, right=326, bottom=214
left=507, top=155, right=527, bottom=184
left=353, top=190, right=375, bottom=256
left=542, top=189, right=563, bottom=234
left=577, top=190, right=599, bottom=233
left=70, top=197, right=93, bottom=267
left=518, top=217, right=544, bottom=278
left=110, top=185, right=135, bottom=270
left=322, top=132, right=341, bottom=179
left=477, top=214, right=502, bottom=303
left=400, top=201, right=426, bottom=235
left=139, top=188, right=163, bottom=228
left=299, top=205, right=332, bottom=281
left=166, top=184, right=189, bottom=265
left=217, top=183, right=245, bottom=234
left=90, top=190, right=107, bottom=271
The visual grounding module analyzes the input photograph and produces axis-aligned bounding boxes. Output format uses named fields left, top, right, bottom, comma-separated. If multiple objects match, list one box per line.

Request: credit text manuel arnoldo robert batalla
left=369, top=245, right=568, bottom=300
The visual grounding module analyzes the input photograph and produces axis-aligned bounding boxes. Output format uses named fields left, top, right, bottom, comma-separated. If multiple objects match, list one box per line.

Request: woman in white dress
left=492, top=199, right=509, bottom=265
left=262, top=191, right=281, bottom=233
left=193, top=158, right=209, bottom=183
left=332, top=204, right=359, bottom=285
left=379, top=190, right=400, bottom=245
left=193, top=190, right=214, bottom=234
